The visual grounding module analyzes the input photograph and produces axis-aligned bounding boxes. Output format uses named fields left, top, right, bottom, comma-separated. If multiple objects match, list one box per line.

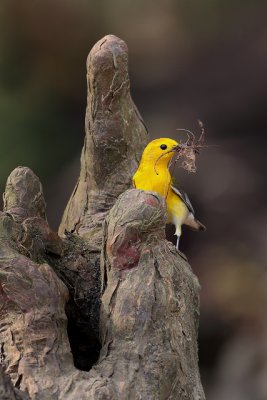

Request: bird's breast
left=166, top=190, right=189, bottom=224
left=133, top=167, right=171, bottom=198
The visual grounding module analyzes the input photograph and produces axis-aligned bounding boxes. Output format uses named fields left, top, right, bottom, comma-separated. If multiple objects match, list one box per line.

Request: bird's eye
left=160, top=144, right=167, bottom=150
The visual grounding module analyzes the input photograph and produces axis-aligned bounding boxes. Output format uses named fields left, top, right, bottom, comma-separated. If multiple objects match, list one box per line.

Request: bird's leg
left=176, top=235, right=180, bottom=250
left=175, top=235, right=187, bottom=261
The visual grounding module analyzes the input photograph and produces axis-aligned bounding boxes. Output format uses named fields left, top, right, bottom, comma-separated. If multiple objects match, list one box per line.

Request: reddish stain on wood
left=143, top=194, right=160, bottom=208
left=108, top=232, right=141, bottom=270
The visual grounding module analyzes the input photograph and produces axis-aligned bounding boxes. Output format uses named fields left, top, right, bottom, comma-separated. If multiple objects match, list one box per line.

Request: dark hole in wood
left=66, top=300, right=101, bottom=371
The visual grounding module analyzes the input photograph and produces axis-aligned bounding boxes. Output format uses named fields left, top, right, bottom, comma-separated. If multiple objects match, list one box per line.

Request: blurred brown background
left=1, top=1, right=267, bottom=398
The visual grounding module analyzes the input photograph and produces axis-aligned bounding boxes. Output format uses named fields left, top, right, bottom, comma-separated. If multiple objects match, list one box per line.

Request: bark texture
left=59, top=34, right=147, bottom=246
left=0, top=34, right=205, bottom=399
left=0, top=365, right=28, bottom=400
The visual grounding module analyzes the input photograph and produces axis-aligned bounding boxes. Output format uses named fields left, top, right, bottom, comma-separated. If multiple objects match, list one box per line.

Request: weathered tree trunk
left=0, top=35, right=205, bottom=399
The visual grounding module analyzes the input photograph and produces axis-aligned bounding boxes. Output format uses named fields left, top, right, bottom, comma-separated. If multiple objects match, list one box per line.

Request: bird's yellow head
left=141, top=138, right=179, bottom=165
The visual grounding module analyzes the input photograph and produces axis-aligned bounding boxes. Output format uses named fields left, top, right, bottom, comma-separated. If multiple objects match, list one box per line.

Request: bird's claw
left=176, top=248, right=188, bottom=261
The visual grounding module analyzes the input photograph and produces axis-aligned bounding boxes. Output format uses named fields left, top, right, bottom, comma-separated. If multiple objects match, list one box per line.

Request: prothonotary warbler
left=133, top=138, right=206, bottom=249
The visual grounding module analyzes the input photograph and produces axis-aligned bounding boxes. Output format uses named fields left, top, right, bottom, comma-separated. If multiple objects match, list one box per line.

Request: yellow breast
left=133, top=164, right=189, bottom=235
left=166, top=189, right=189, bottom=224
left=133, top=164, right=171, bottom=198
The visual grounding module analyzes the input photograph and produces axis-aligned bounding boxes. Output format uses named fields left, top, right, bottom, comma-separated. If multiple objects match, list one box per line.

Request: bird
left=132, top=138, right=206, bottom=250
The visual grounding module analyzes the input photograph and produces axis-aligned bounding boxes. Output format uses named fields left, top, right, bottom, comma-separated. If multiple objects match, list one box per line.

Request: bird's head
left=139, top=124, right=206, bottom=175
left=142, top=138, right=179, bottom=164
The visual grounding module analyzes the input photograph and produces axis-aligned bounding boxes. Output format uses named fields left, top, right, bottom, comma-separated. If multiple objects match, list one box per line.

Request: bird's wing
left=171, top=185, right=195, bottom=215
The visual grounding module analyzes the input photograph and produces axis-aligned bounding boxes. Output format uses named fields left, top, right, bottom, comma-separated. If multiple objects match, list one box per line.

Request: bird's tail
left=185, top=213, right=206, bottom=231
left=194, top=219, right=206, bottom=231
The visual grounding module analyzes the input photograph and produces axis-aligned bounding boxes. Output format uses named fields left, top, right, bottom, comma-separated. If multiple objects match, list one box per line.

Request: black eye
left=160, top=144, right=167, bottom=150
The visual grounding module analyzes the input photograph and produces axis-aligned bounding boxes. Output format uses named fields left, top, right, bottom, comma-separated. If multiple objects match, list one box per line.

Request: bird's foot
left=176, top=248, right=188, bottom=261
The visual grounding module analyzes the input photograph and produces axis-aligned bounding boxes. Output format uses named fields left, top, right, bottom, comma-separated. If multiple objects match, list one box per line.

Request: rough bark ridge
left=59, top=35, right=147, bottom=246
left=0, top=35, right=205, bottom=399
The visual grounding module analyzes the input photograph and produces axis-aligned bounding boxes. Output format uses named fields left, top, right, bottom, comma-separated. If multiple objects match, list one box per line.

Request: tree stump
left=0, top=35, right=205, bottom=399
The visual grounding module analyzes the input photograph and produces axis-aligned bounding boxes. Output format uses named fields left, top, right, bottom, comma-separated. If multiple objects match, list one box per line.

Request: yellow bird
left=133, top=138, right=206, bottom=249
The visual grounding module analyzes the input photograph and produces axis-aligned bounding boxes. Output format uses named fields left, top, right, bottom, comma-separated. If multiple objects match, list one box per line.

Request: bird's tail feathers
left=195, top=219, right=206, bottom=231
left=185, top=213, right=206, bottom=232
